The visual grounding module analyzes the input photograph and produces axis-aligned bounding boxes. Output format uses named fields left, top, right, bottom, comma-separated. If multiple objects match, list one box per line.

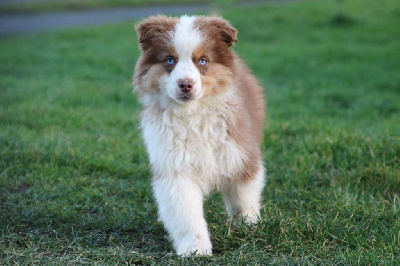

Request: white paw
left=229, top=211, right=260, bottom=226
left=176, top=235, right=212, bottom=256
left=242, top=212, right=260, bottom=224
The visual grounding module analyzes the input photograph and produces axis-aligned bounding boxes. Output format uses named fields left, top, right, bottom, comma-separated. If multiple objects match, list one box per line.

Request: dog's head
left=133, top=15, right=237, bottom=105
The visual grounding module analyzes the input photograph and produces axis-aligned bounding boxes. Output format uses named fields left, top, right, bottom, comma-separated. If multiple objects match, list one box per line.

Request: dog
left=133, top=15, right=266, bottom=256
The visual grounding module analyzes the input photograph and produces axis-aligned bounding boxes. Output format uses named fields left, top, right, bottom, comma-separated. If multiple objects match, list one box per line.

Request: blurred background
left=0, top=0, right=360, bottom=35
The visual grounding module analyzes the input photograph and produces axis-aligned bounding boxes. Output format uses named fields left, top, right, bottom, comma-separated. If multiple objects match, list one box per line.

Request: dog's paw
left=177, top=243, right=212, bottom=256
left=228, top=211, right=260, bottom=226
left=242, top=212, right=260, bottom=224
left=178, top=247, right=212, bottom=256
left=176, top=235, right=212, bottom=256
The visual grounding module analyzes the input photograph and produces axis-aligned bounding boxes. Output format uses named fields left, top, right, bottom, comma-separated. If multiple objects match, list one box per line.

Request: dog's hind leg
left=223, top=162, right=265, bottom=224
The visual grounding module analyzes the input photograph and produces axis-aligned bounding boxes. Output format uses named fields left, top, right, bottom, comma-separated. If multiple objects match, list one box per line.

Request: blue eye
left=199, top=58, right=207, bottom=66
left=166, top=57, right=175, bottom=65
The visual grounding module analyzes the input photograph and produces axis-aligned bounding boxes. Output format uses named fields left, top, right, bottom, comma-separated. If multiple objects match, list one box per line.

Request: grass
left=1, top=0, right=399, bottom=264
left=0, top=0, right=209, bottom=15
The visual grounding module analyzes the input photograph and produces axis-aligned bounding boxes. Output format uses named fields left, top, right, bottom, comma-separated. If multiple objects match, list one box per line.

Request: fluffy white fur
left=142, top=98, right=265, bottom=255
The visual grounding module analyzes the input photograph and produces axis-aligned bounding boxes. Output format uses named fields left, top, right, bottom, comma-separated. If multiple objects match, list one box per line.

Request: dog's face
left=134, top=15, right=237, bottom=105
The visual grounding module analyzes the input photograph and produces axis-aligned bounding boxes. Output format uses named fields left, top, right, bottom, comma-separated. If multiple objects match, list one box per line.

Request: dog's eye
left=199, top=58, right=207, bottom=66
left=166, top=57, right=175, bottom=65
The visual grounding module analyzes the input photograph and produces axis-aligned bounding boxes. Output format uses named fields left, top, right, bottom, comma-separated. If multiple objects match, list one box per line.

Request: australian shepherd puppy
left=133, top=15, right=266, bottom=256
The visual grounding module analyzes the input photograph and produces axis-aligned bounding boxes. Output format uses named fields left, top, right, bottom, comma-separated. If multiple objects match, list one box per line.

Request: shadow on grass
left=329, top=13, right=357, bottom=26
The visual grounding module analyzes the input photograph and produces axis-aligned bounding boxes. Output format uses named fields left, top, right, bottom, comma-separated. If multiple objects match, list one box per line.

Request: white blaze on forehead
left=173, top=15, right=203, bottom=59
left=165, top=15, right=203, bottom=103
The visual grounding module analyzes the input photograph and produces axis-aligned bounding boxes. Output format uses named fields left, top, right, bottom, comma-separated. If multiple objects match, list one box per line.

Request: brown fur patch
left=201, top=64, right=233, bottom=97
left=135, top=15, right=178, bottom=51
left=228, top=56, right=266, bottom=183
left=194, top=17, right=237, bottom=69
left=194, top=16, right=237, bottom=47
left=135, top=64, right=167, bottom=97
left=133, top=16, right=179, bottom=95
left=191, top=17, right=241, bottom=98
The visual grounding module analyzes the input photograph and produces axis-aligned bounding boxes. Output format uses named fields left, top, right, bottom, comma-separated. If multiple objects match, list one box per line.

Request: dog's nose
left=178, top=80, right=193, bottom=93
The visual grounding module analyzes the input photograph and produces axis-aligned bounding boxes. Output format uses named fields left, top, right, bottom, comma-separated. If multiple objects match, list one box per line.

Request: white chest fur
left=141, top=98, right=246, bottom=193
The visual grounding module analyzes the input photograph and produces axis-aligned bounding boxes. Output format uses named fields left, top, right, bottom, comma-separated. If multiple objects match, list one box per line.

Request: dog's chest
left=142, top=103, right=244, bottom=181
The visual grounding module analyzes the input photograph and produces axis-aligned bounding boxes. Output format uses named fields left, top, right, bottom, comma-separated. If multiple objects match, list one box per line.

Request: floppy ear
left=135, top=15, right=177, bottom=51
left=213, top=18, right=238, bottom=47
left=196, top=17, right=237, bottom=47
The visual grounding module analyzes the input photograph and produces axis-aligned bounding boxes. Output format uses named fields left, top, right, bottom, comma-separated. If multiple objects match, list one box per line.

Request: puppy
left=133, top=15, right=266, bottom=256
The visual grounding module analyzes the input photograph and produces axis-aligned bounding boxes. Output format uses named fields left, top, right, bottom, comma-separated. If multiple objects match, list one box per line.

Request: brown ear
left=196, top=17, right=238, bottom=47
left=135, top=15, right=177, bottom=51
left=215, top=18, right=238, bottom=47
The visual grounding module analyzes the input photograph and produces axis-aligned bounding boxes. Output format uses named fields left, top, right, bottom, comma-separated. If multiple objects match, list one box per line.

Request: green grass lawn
left=0, top=0, right=209, bottom=15
left=1, top=0, right=399, bottom=264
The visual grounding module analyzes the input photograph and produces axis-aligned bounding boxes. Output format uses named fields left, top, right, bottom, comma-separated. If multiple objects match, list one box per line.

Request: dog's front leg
left=152, top=176, right=212, bottom=256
